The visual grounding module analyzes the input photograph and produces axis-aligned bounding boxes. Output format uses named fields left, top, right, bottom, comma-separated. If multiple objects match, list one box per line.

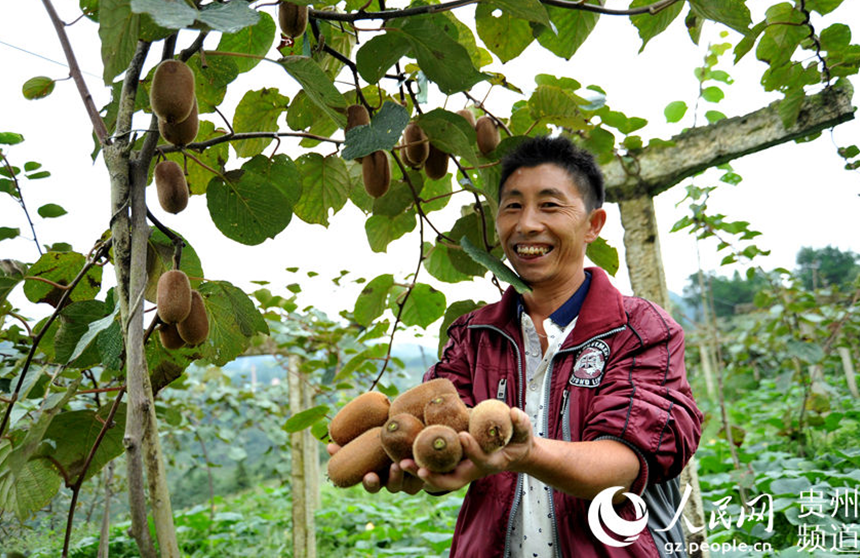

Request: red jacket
left=424, top=267, right=703, bottom=558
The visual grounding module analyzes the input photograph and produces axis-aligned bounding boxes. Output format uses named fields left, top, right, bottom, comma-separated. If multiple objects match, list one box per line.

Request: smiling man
left=342, top=135, right=703, bottom=558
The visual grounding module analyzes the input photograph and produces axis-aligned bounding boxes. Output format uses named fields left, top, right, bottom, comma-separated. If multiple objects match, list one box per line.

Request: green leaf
left=131, top=0, right=196, bottom=29
left=66, top=301, right=120, bottom=365
left=0, top=227, right=19, bottom=241
left=630, top=0, right=684, bottom=52
left=355, top=32, right=411, bottom=84
left=0, top=455, right=61, bottom=522
left=0, top=132, right=25, bottom=146
left=232, top=88, right=290, bottom=157
left=22, top=77, right=56, bottom=100
left=528, top=85, right=589, bottom=130
left=705, top=110, right=726, bottom=123
left=342, top=101, right=410, bottom=160
left=99, top=0, right=141, bottom=82
left=144, top=227, right=204, bottom=303
left=460, top=236, right=531, bottom=294
left=354, top=274, right=395, bottom=326
left=701, top=86, right=725, bottom=103
left=535, top=3, right=599, bottom=60
left=278, top=56, right=347, bottom=128
left=0, top=259, right=27, bottom=307
left=438, top=299, right=484, bottom=358
left=372, top=179, right=417, bottom=217
left=586, top=237, right=619, bottom=277
left=293, top=153, right=350, bottom=227
left=418, top=109, right=479, bottom=167
left=54, top=300, right=110, bottom=367
left=131, top=0, right=259, bottom=33
left=37, top=203, right=67, bottom=219
left=778, top=88, right=805, bottom=128
left=390, top=283, right=446, bottom=329
left=196, top=1, right=260, bottom=33
left=191, top=52, right=240, bottom=114
left=205, top=156, right=296, bottom=246
left=23, top=251, right=102, bottom=308
left=197, top=280, right=269, bottom=366
left=806, top=0, right=844, bottom=15
left=819, top=23, right=851, bottom=53
left=284, top=405, right=330, bottom=433
left=394, top=17, right=486, bottom=95
left=423, top=242, right=472, bottom=284
left=474, top=4, right=534, bottom=64
left=487, top=0, right=550, bottom=27
left=160, top=120, right=225, bottom=195
left=365, top=212, right=417, bottom=253
left=336, top=344, right=388, bottom=381
left=756, top=4, right=806, bottom=68
left=217, top=11, right=277, bottom=74
left=689, top=0, right=751, bottom=34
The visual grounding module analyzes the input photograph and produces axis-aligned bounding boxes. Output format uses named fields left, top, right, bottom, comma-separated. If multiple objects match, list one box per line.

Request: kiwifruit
left=150, top=59, right=196, bottom=124
left=469, top=399, right=513, bottom=453
left=424, top=393, right=469, bottom=433
left=156, top=269, right=192, bottom=324
left=154, top=160, right=189, bottom=214
left=389, top=377, right=458, bottom=421
left=159, top=98, right=198, bottom=146
left=423, top=144, right=448, bottom=180
left=361, top=150, right=390, bottom=198
left=399, top=138, right=416, bottom=167
left=380, top=413, right=424, bottom=462
left=278, top=1, right=308, bottom=39
left=176, top=290, right=209, bottom=346
left=327, top=426, right=393, bottom=488
left=413, top=424, right=463, bottom=473
left=456, top=109, right=476, bottom=128
left=404, top=122, right=430, bottom=166
left=329, top=391, right=391, bottom=447
left=346, top=104, right=370, bottom=131
left=158, top=322, right=186, bottom=350
left=475, top=115, right=501, bottom=155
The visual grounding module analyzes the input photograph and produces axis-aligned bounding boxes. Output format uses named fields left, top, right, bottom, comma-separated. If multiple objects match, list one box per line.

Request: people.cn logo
left=587, top=486, right=650, bottom=547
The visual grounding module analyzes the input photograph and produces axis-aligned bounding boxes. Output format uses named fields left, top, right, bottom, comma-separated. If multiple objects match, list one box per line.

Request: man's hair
left=498, top=135, right=605, bottom=211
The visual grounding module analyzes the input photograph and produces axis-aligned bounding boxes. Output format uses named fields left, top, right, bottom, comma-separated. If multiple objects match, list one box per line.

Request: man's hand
left=326, top=442, right=425, bottom=495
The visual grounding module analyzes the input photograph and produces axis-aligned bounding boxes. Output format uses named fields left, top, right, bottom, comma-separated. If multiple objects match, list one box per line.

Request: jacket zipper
left=559, top=389, right=571, bottom=442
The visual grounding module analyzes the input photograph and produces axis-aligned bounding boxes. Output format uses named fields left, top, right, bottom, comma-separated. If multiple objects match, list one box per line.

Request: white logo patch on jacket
left=570, top=339, right=610, bottom=388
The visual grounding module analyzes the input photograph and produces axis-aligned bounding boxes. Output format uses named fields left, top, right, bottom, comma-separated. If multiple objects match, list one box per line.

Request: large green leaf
left=475, top=3, right=534, bottom=64
left=630, top=0, right=685, bottom=52
left=342, top=101, right=410, bottom=160
left=389, top=283, right=446, bottom=329
left=354, top=274, right=395, bottom=327
left=232, top=88, right=290, bottom=158
left=417, top=109, right=479, bottom=167
left=423, top=242, right=472, bottom=284
left=196, top=1, right=260, bottom=33
left=278, top=57, right=347, bottom=128
left=23, top=251, right=102, bottom=308
left=535, top=3, right=599, bottom=60
left=22, top=77, right=56, bottom=100
left=217, top=11, right=276, bottom=74
left=131, top=0, right=259, bottom=33
left=99, top=0, right=140, bottom=82
left=293, top=153, right=349, bottom=227
left=0, top=456, right=61, bottom=522
left=197, top=280, right=269, bottom=366
left=365, top=212, right=417, bottom=253
left=460, top=236, right=531, bottom=294
left=284, top=405, right=330, bottom=433
left=528, top=85, right=590, bottom=130
left=586, top=237, right=619, bottom=277
left=66, top=300, right=121, bottom=365
left=191, top=52, right=240, bottom=114
left=355, top=32, right=412, bottom=85
left=756, top=3, right=806, bottom=69
left=0, top=260, right=27, bottom=307
left=54, top=300, right=110, bottom=368
left=206, top=156, right=296, bottom=245
left=486, top=0, right=550, bottom=27
left=438, top=299, right=485, bottom=358
left=372, top=180, right=417, bottom=217
left=689, top=0, right=751, bottom=34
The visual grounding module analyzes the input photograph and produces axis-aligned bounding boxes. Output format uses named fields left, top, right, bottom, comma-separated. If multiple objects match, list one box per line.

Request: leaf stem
left=1, top=153, right=43, bottom=256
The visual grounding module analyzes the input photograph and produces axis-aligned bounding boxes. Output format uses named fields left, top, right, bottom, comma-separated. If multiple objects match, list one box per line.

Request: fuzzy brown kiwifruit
left=150, top=59, right=196, bottom=124
left=423, top=393, right=470, bottom=433
left=423, top=144, right=449, bottom=180
left=361, top=150, right=390, bottom=198
left=380, top=413, right=424, bottom=462
left=156, top=269, right=192, bottom=324
left=329, top=391, right=391, bottom=447
left=389, top=378, right=458, bottom=421
left=404, top=122, right=430, bottom=166
left=327, top=426, right=393, bottom=488
left=154, top=160, right=189, bottom=214
left=346, top=104, right=370, bottom=131
left=456, top=109, right=476, bottom=128
left=278, top=1, right=308, bottom=39
left=158, top=322, right=186, bottom=350
left=469, top=399, right=513, bottom=453
left=475, top=116, right=501, bottom=155
left=413, top=424, right=463, bottom=473
left=159, top=98, right=198, bottom=146
left=176, top=290, right=209, bottom=346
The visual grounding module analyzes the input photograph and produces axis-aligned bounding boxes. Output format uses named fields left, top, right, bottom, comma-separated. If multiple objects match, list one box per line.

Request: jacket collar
left=468, top=267, right=627, bottom=347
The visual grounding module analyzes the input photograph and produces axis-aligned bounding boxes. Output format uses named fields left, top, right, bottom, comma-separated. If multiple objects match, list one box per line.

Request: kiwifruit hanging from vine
left=413, top=424, right=463, bottom=473
left=361, top=150, right=390, bottom=198
left=475, top=116, right=501, bottom=155
left=327, top=426, right=393, bottom=488
left=158, top=322, right=186, bottom=350
left=456, top=109, right=476, bottom=128
left=150, top=59, right=196, bottom=124
left=159, top=98, right=198, bottom=146
left=177, top=290, right=209, bottom=346
left=278, top=1, right=308, bottom=39
left=389, top=377, right=458, bottom=421
left=329, top=391, right=391, bottom=446
left=423, top=144, right=449, bottom=180
left=346, top=104, right=370, bottom=131
left=424, top=393, right=469, bottom=433
left=156, top=269, right=192, bottom=324
left=469, top=399, right=513, bottom=453
left=154, top=160, right=189, bottom=214
left=380, top=413, right=425, bottom=462
left=404, top=122, right=430, bottom=166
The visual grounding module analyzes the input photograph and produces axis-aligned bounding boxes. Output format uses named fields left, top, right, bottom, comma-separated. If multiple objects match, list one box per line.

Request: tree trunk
left=838, top=347, right=859, bottom=399
left=288, top=355, right=317, bottom=557
left=98, top=461, right=114, bottom=558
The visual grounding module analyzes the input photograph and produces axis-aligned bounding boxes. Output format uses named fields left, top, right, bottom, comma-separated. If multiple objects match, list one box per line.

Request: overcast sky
left=2, top=2, right=859, bottom=343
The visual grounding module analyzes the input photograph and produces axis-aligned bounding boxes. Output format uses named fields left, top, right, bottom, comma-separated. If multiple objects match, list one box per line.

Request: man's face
left=496, top=164, right=606, bottom=290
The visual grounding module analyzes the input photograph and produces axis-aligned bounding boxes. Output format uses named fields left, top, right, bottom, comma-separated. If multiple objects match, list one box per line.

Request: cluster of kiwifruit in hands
left=150, top=59, right=198, bottom=215
left=156, top=269, right=210, bottom=350
left=326, top=378, right=519, bottom=488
